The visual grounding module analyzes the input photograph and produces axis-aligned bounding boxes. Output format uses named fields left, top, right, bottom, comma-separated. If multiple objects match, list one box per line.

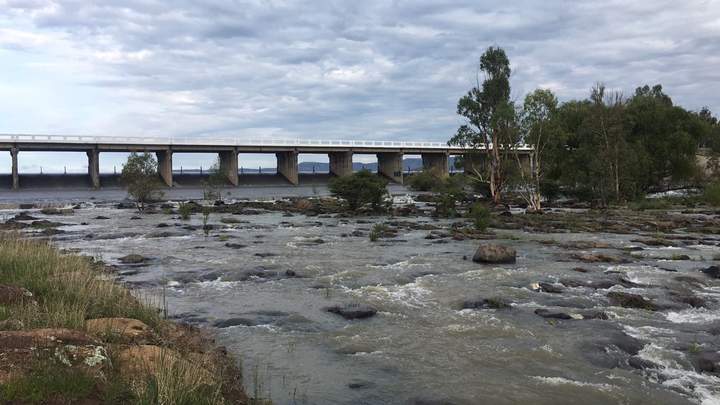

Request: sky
left=1, top=0, right=719, bottom=172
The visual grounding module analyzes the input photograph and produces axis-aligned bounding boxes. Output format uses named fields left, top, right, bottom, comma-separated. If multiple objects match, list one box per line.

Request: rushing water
left=3, top=198, right=720, bottom=405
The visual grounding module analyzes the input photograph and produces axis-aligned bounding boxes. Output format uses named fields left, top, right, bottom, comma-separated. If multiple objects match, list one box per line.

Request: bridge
left=0, top=134, right=533, bottom=190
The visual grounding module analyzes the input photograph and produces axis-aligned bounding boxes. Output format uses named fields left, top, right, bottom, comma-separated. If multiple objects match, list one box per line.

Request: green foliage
left=1, top=362, right=96, bottom=402
left=202, top=207, right=211, bottom=236
left=468, top=202, right=491, bottom=231
left=433, top=175, right=466, bottom=217
left=449, top=46, right=518, bottom=204
left=203, top=157, right=227, bottom=201
left=120, top=152, right=164, bottom=212
left=630, top=198, right=672, bottom=211
left=704, top=182, right=720, bottom=206
left=369, top=223, right=389, bottom=242
left=178, top=202, right=192, bottom=220
left=0, top=236, right=163, bottom=331
left=328, top=170, right=389, bottom=211
left=406, top=170, right=440, bottom=191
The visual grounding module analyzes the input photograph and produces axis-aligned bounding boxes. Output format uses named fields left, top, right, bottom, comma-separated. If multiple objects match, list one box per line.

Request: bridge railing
left=0, top=133, right=533, bottom=150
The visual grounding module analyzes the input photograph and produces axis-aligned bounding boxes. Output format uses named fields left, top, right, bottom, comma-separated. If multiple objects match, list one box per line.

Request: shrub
left=630, top=198, right=672, bottom=211
left=202, top=207, right=211, bottom=237
left=328, top=170, right=389, bottom=211
left=433, top=175, right=466, bottom=217
left=704, top=182, right=720, bottom=206
left=406, top=170, right=439, bottom=191
left=202, top=157, right=227, bottom=202
left=178, top=202, right=193, bottom=220
left=369, top=223, right=389, bottom=242
left=120, top=152, right=164, bottom=212
left=468, top=202, right=491, bottom=231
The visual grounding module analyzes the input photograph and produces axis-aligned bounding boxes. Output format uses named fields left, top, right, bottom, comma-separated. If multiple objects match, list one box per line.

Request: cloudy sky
left=1, top=0, right=719, bottom=172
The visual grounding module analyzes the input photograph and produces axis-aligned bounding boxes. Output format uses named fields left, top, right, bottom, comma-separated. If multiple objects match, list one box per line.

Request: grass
left=0, top=234, right=241, bottom=405
left=1, top=363, right=97, bottom=403
left=178, top=202, right=193, bottom=220
left=0, top=234, right=162, bottom=331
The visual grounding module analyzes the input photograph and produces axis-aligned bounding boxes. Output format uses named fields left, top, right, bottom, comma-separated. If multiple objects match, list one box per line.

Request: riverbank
left=0, top=234, right=248, bottom=404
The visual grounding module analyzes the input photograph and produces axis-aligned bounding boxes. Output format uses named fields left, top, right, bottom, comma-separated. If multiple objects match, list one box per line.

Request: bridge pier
left=276, top=151, right=298, bottom=185
left=156, top=150, right=173, bottom=187
left=10, top=147, right=18, bottom=190
left=377, top=152, right=403, bottom=184
left=329, top=151, right=353, bottom=177
left=463, top=152, right=485, bottom=176
left=219, top=150, right=238, bottom=186
left=87, top=149, right=100, bottom=189
left=421, top=152, right=449, bottom=177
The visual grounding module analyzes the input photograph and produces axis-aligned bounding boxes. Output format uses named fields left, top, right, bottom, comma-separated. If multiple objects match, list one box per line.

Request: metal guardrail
left=0, top=133, right=533, bottom=150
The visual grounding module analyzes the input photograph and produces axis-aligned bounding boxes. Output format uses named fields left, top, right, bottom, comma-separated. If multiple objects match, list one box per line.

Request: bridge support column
left=156, top=150, right=173, bottom=187
left=10, top=147, right=18, bottom=190
left=87, top=149, right=100, bottom=189
left=276, top=151, right=298, bottom=185
left=422, top=152, right=449, bottom=177
left=219, top=150, right=238, bottom=186
left=463, top=152, right=485, bottom=176
left=329, top=151, right=353, bottom=177
left=377, top=152, right=403, bottom=184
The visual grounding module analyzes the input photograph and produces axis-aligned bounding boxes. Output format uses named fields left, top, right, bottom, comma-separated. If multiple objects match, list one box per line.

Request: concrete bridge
left=0, top=134, right=533, bottom=190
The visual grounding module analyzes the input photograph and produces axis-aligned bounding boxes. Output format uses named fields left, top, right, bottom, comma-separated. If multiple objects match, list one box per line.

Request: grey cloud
left=1, top=0, right=719, bottom=145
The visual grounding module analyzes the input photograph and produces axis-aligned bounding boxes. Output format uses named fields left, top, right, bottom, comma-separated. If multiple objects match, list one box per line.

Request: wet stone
left=326, top=304, right=377, bottom=320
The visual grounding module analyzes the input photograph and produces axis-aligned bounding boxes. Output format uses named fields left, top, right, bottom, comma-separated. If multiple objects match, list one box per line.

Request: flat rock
left=326, top=304, right=377, bottom=320
left=85, top=317, right=152, bottom=342
left=118, top=254, right=148, bottom=264
left=701, top=265, right=720, bottom=279
left=0, top=284, right=35, bottom=306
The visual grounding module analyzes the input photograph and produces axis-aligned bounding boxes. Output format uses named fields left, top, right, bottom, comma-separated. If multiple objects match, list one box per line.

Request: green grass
left=704, top=183, right=720, bottom=206
left=1, top=363, right=97, bottom=403
left=0, top=234, right=162, bottom=331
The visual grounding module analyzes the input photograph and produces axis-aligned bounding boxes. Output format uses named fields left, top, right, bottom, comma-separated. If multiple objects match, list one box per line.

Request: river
left=2, top=194, right=719, bottom=405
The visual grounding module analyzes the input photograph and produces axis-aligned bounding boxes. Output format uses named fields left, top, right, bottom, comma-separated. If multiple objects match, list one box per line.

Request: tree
left=120, top=152, right=164, bottom=212
left=328, top=170, right=389, bottom=211
left=515, top=88, right=563, bottom=211
left=203, top=156, right=228, bottom=201
left=449, top=46, right=518, bottom=204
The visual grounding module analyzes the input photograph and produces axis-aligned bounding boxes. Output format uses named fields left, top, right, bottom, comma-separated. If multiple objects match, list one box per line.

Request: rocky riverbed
left=1, top=197, right=719, bottom=404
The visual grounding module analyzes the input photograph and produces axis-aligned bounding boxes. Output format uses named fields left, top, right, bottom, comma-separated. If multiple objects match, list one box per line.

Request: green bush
left=178, top=202, right=193, bottom=220
left=433, top=175, right=466, bottom=217
left=704, top=183, right=720, bottom=206
left=120, top=152, right=164, bottom=212
left=630, top=198, right=672, bottom=211
left=468, top=202, right=491, bottom=231
left=369, top=223, right=389, bottom=242
left=329, top=170, right=389, bottom=211
left=406, top=170, right=439, bottom=191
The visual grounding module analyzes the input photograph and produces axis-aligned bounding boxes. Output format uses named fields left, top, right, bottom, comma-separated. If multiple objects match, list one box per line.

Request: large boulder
left=701, top=266, right=720, bottom=279
left=472, top=244, right=516, bottom=264
left=85, top=317, right=152, bottom=343
left=116, top=345, right=213, bottom=384
left=607, top=291, right=659, bottom=311
left=118, top=254, right=148, bottom=264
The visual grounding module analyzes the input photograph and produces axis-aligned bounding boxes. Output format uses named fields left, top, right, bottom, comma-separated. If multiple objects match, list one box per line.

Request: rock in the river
left=628, top=356, right=660, bottom=370
left=118, top=254, right=148, bottom=264
left=691, top=351, right=720, bottom=375
left=94, top=215, right=110, bottom=220
left=326, top=303, right=377, bottom=320
left=461, top=297, right=511, bottom=310
left=530, top=282, right=564, bottom=293
left=701, top=265, right=720, bottom=279
left=225, top=243, right=247, bottom=249
left=534, top=308, right=608, bottom=320
left=607, top=291, right=658, bottom=311
left=472, top=244, right=516, bottom=264
left=12, top=212, right=38, bottom=221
